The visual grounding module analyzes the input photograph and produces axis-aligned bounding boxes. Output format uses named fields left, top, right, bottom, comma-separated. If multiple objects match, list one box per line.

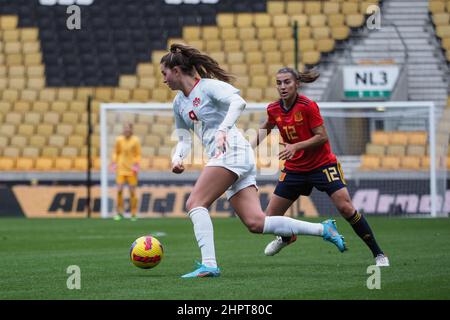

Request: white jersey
left=172, top=78, right=257, bottom=200
left=172, top=78, right=251, bottom=159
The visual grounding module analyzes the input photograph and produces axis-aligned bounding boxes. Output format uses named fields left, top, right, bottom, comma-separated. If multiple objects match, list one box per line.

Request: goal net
left=99, top=101, right=449, bottom=218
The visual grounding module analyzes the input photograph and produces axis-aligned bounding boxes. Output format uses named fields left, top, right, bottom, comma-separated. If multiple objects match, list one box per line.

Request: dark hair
left=160, top=43, right=234, bottom=83
left=277, top=67, right=320, bottom=83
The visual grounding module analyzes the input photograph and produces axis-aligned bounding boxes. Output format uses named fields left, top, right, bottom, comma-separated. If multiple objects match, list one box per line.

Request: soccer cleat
left=130, top=216, right=138, bottom=222
left=181, top=261, right=221, bottom=278
left=264, top=235, right=297, bottom=256
left=375, top=254, right=390, bottom=267
left=321, top=219, right=347, bottom=252
left=113, top=214, right=123, bottom=221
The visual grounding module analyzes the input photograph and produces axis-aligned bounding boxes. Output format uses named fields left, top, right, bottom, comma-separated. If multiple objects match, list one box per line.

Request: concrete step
left=353, top=44, right=433, bottom=51
left=386, top=2, right=428, bottom=8
left=362, top=38, right=431, bottom=45
left=383, top=14, right=429, bottom=20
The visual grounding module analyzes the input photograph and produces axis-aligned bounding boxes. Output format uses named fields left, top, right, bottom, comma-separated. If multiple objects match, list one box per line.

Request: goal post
left=100, top=101, right=448, bottom=218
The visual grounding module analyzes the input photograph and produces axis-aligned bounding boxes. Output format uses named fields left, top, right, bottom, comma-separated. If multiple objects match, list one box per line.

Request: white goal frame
left=100, top=101, right=445, bottom=218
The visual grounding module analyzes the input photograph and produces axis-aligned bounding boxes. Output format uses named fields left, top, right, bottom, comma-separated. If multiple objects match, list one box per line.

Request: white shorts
left=206, top=145, right=257, bottom=200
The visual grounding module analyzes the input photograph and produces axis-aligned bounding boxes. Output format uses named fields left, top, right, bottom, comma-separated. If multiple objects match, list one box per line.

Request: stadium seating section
left=1, top=0, right=449, bottom=172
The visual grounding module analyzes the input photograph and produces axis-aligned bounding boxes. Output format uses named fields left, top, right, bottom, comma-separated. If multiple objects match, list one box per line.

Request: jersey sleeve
left=307, top=101, right=324, bottom=129
left=267, top=107, right=276, bottom=126
left=172, top=98, right=192, bottom=164
left=204, top=79, right=240, bottom=104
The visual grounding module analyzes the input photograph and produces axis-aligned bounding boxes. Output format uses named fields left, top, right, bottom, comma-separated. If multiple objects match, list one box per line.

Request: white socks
left=263, top=216, right=324, bottom=237
left=188, top=207, right=217, bottom=268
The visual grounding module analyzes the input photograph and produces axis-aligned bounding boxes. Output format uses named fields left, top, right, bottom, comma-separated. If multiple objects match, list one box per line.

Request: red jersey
left=267, top=94, right=337, bottom=172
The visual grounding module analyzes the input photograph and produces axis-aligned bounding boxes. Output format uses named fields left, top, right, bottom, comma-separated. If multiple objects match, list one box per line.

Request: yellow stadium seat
left=42, top=146, right=59, bottom=158
left=0, top=157, right=15, bottom=170
left=220, top=27, right=238, bottom=40
left=5, top=112, right=22, bottom=125
left=235, top=13, right=254, bottom=27
left=33, top=101, right=49, bottom=112
left=324, top=2, right=340, bottom=15
left=328, top=14, right=345, bottom=27
left=29, top=135, right=46, bottom=148
left=183, top=26, right=201, bottom=40
left=299, top=39, right=316, bottom=52
left=342, top=2, right=359, bottom=14
left=331, top=26, right=350, bottom=40
left=429, top=1, right=446, bottom=14
left=317, top=38, right=335, bottom=53
left=73, top=157, right=88, bottom=171
left=152, top=156, right=170, bottom=170
left=365, top=143, right=385, bottom=156
left=298, top=27, right=312, bottom=40
left=246, top=51, right=264, bottom=64
left=280, top=39, right=295, bottom=51
left=286, top=1, right=304, bottom=14
left=217, top=13, right=235, bottom=28
left=381, top=156, right=400, bottom=170
left=51, top=101, right=68, bottom=113
left=302, top=50, right=321, bottom=65
left=20, top=89, right=38, bottom=102
left=24, top=53, right=42, bottom=65
left=401, top=156, right=421, bottom=170
left=54, top=158, right=73, bottom=171
left=313, top=27, right=331, bottom=40
left=17, top=124, right=34, bottom=136
left=0, top=136, right=8, bottom=149
left=0, top=16, right=18, bottom=30
left=112, top=88, right=131, bottom=102
left=267, top=1, right=285, bottom=15
left=421, top=156, right=430, bottom=169
left=248, top=64, right=266, bottom=76
left=408, top=132, right=427, bottom=145
left=234, top=75, right=250, bottom=89
left=16, top=157, right=34, bottom=171
left=267, top=63, right=283, bottom=76
left=273, top=14, right=290, bottom=28
left=0, top=124, right=15, bottom=137
left=202, top=26, right=220, bottom=40
left=20, top=28, right=39, bottom=42
left=256, top=27, right=277, bottom=40
left=152, top=88, right=169, bottom=102
left=39, top=88, right=57, bottom=102
left=67, top=135, right=84, bottom=148
left=22, top=147, right=39, bottom=158
left=371, top=131, right=390, bottom=145
left=43, top=112, right=60, bottom=125
left=241, top=40, right=260, bottom=52
left=239, top=27, right=256, bottom=40
left=55, top=124, right=72, bottom=136
left=265, top=51, right=282, bottom=64
left=310, top=14, right=327, bottom=27
left=246, top=88, right=263, bottom=102
left=386, top=145, right=406, bottom=156
left=61, top=147, right=78, bottom=157
left=264, top=87, right=280, bottom=101
left=432, top=13, right=450, bottom=26
left=436, top=25, right=450, bottom=38
left=291, top=14, right=308, bottom=27
left=346, top=14, right=365, bottom=28
left=9, top=65, right=25, bottom=77
left=3, top=146, right=20, bottom=157
left=35, top=158, right=54, bottom=171
left=254, top=14, right=272, bottom=28
left=27, top=77, right=45, bottom=89
left=2, top=89, right=19, bottom=102
left=137, top=64, right=154, bottom=76
left=10, top=135, right=27, bottom=148
left=360, top=155, right=381, bottom=170
left=251, top=75, right=269, bottom=89
left=305, top=1, right=322, bottom=14
left=206, top=40, right=222, bottom=52
left=9, top=77, right=26, bottom=89
left=390, top=132, right=409, bottom=145
left=223, top=40, right=241, bottom=52
left=119, top=75, right=138, bottom=89
left=62, top=112, right=79, bottom=124
left=23, top=42, right=40, bottom=54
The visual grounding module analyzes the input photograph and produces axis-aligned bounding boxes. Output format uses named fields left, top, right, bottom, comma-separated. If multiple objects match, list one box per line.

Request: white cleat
left=375, top=254, right=390, bottom=267
left=264, top=235, right=297, bottom=256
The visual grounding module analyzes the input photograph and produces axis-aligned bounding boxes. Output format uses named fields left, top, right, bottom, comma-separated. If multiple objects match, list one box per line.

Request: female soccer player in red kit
left=253, top=67, right=389, bottom=267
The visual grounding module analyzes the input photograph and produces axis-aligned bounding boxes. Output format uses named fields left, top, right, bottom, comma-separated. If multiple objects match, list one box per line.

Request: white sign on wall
left=343, top=65, right=400, bottom=99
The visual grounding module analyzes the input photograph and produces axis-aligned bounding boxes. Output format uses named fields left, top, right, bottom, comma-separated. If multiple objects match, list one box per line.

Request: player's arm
left=172, top=109, right=192, bottom=174
left=132, top=138, right=142, bottom=173
left=251, top=118, right=276, bottom=149
left=279, top=125, right=328, bottom=160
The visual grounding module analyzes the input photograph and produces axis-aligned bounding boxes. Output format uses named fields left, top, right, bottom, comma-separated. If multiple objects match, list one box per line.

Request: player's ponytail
left=277, top=67, right=320, bottom=84
left=161, top=43, right=234, bottom=83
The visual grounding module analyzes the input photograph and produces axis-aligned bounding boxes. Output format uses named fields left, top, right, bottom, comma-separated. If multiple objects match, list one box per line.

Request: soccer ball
left=130, top=235, right=164, bottom=269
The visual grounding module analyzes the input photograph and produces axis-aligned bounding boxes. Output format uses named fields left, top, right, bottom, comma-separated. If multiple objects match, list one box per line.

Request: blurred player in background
left=111, top=122, right=141, bottom=221
left=253, top=67, right=389, bottom=267
left=161, top=44, right=347, bottom=279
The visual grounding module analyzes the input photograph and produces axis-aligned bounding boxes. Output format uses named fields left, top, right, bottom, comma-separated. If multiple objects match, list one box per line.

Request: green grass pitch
left=0, top=217, right=449, bottom=300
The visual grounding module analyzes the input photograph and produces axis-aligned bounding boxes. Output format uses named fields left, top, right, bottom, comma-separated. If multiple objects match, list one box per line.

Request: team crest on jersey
left=193, top=97, right=201, bottom=107
left=275, top=116, right=282, bottom=123
left=294, top=112, right=303, bottom=123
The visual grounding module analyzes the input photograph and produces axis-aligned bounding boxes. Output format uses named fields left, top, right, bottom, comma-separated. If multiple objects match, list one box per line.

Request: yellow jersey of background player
left=111, top=122, right=141, bottom=221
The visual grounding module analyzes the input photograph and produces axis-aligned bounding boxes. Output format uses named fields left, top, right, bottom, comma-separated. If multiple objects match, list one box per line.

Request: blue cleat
left=321, top=219, right=347, bottom=252
left=181, top=261, right=221, bottom=278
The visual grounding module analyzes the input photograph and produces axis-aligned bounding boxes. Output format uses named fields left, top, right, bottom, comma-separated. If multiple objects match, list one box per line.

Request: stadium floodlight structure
left=100, top=101, right=448, bottom=219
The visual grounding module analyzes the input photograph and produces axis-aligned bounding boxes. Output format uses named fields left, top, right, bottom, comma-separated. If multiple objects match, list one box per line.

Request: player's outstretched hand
left=278, top=142, right=298, bottom=160
left=172, top=161, right=185, bottom=174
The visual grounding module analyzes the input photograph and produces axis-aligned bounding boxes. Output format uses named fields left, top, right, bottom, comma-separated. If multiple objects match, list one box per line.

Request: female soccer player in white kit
left=160, top=44, right=346, bottom=278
